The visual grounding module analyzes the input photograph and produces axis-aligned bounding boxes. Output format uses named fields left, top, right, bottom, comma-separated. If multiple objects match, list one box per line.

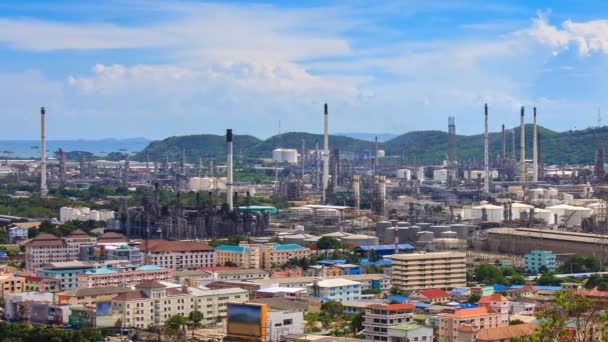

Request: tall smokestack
left=322, top=104, right=330, bottom=203
left=372, top=136, right=378, bottom=176
left=352, top=175, right=361, bottom=210
left=484, top=104, right=489, bottom=193
left=520, top=106, right=526, bottom=183
left=501, top=124, right=506, bottom=159
left=40, top=107, right=47, bottom=196
left=533, top=107, right=538, bottom=182
left=59, top=148, right=66, bottom=187
left=226, top=129, right=234, bottom=210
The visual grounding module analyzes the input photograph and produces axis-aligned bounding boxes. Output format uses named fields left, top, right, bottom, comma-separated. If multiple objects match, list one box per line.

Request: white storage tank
left=188, top=177, right=201, bottom=191
left=88, top=210, right=100, bottom=221
left=546, top=204, right=593, bottom=228
left=200, top=177, right=213, bottom=191
left=281, top=149, right=298, bottom=164
left=216, top=177, right=227, bottom=190
left=510, top=202, right=535, bottom=220
left=534, top=209, right=555, bottom=225
left=434, top=169, right=449, bottom=183
left=272, top=148, right=284, bottom=163
left=377, top=150, right=386, bottom=158
left=471, top=204, right=504, bottom=223
left=396, top=169, right=412, bottom=180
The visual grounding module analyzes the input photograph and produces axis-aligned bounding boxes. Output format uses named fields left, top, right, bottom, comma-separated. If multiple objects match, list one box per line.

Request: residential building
left=7, top=222, right=40, bottom=243
left=80, top=243, right=142, bottom=265
left=387, top=323, right=434, bottom=342
left=259, top=243, right=312, bottom=270
left=470, top=286, right=495, bottom=298
left=37, top=261, right=130, bottom=290
left=215, top=245, right=260, bottom=268
left=271, top=268, right=303, bottom=278
left=21, top=275, right=59, bottom=292
left=265, top=309, right=305, bottom=341
left=364, top=303, right=415, bottom=341
left=409, top=289, right=451, bottom=304
left=308, top=278, right=361, bottom=302
left=206, top=268, right=269, bottom=281
left=506, top=285, right=538, bottom=300
left=476, top=323, right=537, bottom=341
left=55, top=286, right=132, bottom=307
left=25, top=230, right=97, bottom=270
left=141, top=240, right=215, bottom=269
left=111, top=281, right=248, bottom=329
left=438, top=307, right=504, bottom=342
left=390, top=252, right=466, bottom=291
left=77, top=265, right=172, bottom=288
left=0, top=273, right=25, bottom=296
left=478, top=294, right=510, bottom=325
left=250, top=274, right=390, bottom=292
left=524, top=250, right=556, bottom=273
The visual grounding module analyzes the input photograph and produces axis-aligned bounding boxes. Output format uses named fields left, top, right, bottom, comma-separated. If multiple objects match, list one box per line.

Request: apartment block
left=524, top=250, right=556, bottom=273
left=25, top=230, right=96, bottom=270
left=141, top=240, right=215, bottom=269
left=390, top=252, right=466, bottom=291
left=308, top=278, right=362, bottom=302
left=77, top=265, right=172, bottom=288
left=363, top=303, right=415, bottom=341
left=111, top=281, right=248, bottom=329
left=438, top=307, right=503, bottom=342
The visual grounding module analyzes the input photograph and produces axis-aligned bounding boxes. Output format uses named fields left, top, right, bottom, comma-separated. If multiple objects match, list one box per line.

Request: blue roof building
left=356, top=244, right=415, bottom=256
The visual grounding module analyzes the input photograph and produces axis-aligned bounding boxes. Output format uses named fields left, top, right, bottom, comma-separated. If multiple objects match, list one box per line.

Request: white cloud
left=527, top=12, right=608, bottom=55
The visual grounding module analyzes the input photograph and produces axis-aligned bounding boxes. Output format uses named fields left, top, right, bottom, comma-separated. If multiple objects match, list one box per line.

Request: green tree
left=320, top=301, right=344, bottom=317
left=350, top=311, right=364, bottom=334
left=468, top=293, right=481, bottom=303
left=317, top=236, right=342, bottom=250
left=188, top=310, right=204, bottom=328
left=224, top=261, right=238, bottom=267
left=535, top=273, right=563, bottom=286
left=510, top=274, right=527, bottom=286
left=165, top=314, right=188, bottom=337
left=474, top=264, right=507, bottom=285
left=520, top=290, right=608, bottom=341
left=558, top=255, right=600, bottom=274
left=584, top=274, right=608, bottom=291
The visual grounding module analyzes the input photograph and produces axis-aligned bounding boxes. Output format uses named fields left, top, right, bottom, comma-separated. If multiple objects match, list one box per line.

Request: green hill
left=135, top=126, right=608, bottom=165
left=383, top=125, right=562, bottom=164
left=135, top=134, right=262, bottom=161
left=245, top=132, right=377, bottom=158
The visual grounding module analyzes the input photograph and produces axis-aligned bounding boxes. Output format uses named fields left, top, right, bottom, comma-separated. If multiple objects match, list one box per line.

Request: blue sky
left=2, top=0, right=608, bottom=139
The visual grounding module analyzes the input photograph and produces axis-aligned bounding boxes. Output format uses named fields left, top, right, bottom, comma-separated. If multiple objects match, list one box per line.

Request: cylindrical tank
left=440, top=231, right=458, bottom=239
left=428, top=225, right=450, bottom=238
left=396, top=169, right=411, bottom=180
left=281, top=149, right=298, bottom=164
left=397, top=221, right=410, bottom=228
left=272, top=148, right=284, bottom=162
left=418, top=223, right=432, bottom=231
left=377, top=150, right=386, bottom=158
left=449, top=224, right=471, bottom=239
left=375, top=221, right=392, bottom=241
left=188, top=177, right=201, bottom=191
left=200, top=177, right=213, bottom=190
left=416, top=231, right=434, bottom=242
left=384, top=227, right=396, bottom=244
left=397, top=228, right=411, bottom=243
left=408, top=226, right=422, bottom=241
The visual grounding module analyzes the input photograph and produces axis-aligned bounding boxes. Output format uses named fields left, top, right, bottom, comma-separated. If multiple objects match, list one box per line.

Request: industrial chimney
left=484, top=104, right=489, bottom=193
left=322, top=104, right=330, bottom=204
left=352, top=175, right=361, bottom=210
left=520, top=106, right=526, bottom=183
left=40, top=107, right=48, bottom=196
left=533, top=107, right=538, bottom=182
left=226, top=129, right=234, bottom=210
left=501, top=124, right=506, bottom=159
